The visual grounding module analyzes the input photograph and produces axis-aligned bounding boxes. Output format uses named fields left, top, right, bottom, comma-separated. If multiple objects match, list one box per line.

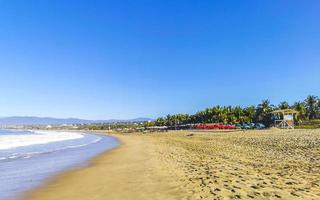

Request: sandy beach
left=26, top=129, right=320, bottom=200
left=24, top=134, right=187, bottom=200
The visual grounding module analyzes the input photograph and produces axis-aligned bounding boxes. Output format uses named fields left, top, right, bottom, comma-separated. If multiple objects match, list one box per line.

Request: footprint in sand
left=290, top=191, right=299, bottom=197
left=233, top=185, right=241, bottom=189
left=230, top=194, right=241, bottom=199
left=250, top=185, right=259, bottom=189
left=275, top=194, right=282, bottom=198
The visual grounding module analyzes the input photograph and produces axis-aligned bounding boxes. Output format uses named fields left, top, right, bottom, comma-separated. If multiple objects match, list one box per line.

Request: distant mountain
left=0, top=116, right=153, bottom=125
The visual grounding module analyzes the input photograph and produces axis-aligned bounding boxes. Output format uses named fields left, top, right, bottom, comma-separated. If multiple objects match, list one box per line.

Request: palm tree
left=154, top=95, right=320, bottom=128
left=155, top=117, right=166, bottom=126
left=304, top=95, right=319, bottom=120
left=317, top=100, right=320, bottom=119
left=214, top=106, right=221, bottom=123
left=256, top=100, right=274, bottom=126
left=292, top=101, right=306, bottom=121
left=243, top=106, right=256, bottom=124
left=233, top=106, right=243, bottom=124
left=278, top=101, right=290, bottom=109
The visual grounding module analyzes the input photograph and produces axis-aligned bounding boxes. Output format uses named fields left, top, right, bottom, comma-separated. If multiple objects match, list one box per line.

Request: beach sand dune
left=26, top=129, right=320, bottom=200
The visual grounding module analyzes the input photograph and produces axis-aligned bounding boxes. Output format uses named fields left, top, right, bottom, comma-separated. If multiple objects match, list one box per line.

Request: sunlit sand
left=26, top=129, right=320, bottom=200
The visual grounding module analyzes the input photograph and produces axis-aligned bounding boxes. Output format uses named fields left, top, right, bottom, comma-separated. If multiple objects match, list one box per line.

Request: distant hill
left=0, top=116, right=153, bottom=125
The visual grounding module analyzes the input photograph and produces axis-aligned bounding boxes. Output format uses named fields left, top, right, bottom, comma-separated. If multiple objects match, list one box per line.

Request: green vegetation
left=76, top=95, right=320, bottom=130
left=78, top=122, right=149, bottom=131
left=296, top=119, right=320, bottom=129
left=155, top=95, right=320, bottom=127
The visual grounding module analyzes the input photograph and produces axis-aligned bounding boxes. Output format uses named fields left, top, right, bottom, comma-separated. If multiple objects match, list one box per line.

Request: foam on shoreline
left=0, top=130, right=119, bottom=200
left=0, top=130, right=84, bottom=150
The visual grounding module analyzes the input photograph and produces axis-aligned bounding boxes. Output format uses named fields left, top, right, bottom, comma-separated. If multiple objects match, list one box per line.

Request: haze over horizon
left=0, top=0, right=319, bottom=119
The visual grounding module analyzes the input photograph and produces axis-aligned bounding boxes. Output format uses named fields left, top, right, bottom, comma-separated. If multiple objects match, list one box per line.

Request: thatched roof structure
left=272, top=109, right=299, bottom=115
left=272, top=109, right=299, bottom=129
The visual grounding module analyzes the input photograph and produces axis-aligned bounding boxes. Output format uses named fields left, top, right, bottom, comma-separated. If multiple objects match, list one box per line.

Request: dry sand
left=26, top=129, right=320, bottom=200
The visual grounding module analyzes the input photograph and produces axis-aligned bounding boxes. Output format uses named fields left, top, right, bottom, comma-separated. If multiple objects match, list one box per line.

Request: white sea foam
left=0, top=130, right=84, bottom=150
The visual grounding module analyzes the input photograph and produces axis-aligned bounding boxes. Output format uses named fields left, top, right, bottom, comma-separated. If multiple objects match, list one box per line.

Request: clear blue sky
left=0, top=0, right=319, bottom=119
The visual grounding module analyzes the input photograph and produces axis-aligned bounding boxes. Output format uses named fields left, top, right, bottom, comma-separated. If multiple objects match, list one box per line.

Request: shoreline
left=24, top=130, right=320, bottom=200
left=2, top=131, right=119, bottom=200
left=23, top=133, right=186, bottom=200
left=21, top=133, right=121, bottom=200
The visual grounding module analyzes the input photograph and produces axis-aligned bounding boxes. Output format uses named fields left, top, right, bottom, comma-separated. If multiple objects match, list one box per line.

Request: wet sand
left=26, top=129, right=320, bottom=200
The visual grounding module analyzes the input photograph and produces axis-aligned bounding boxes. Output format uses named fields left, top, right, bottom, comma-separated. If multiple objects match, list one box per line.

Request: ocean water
left=0, top=129, right=119, bottom=200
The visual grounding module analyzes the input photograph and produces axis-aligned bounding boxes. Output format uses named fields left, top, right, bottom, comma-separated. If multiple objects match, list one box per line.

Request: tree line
left=154, top=95, right=320, bottom=127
